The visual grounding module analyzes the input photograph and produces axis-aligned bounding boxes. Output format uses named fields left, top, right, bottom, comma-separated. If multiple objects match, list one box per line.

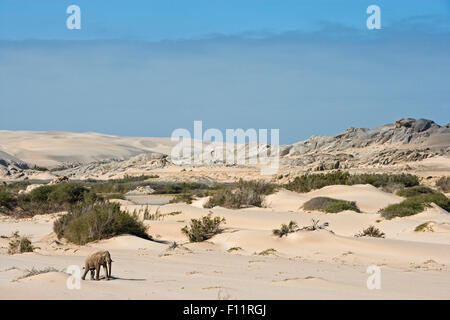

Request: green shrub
left=205, top=180, right=275, bottom=209
left=396, top=186, right=435, bottom=198
left=303, top=197, right=360, bottom=213
left=273, top=221, right=298, bottom=237
left=181, top=214, right=226, bottom=242
left=414, top=221, right=434, bottom=232
left=1, top=181, right=31, bottom=193
left=355, top=226, right=385, bottom=238
left=1, top=182, right=99, bottom=217
left=110, top=174, right=157, bottom=183
left=436, top=177, right=450, bottom=193
left=53, top=201, right=149, bottom=245
left=90, top=180, right=208, bottom=197
left=285, top=172, right=419, bottom=193
left=380, top=193, right=450, bottom=219
left=27, top=183, right=91, bottom=204
left=0, top=190, right=17, bottom=211
left=169, top=193, right=194, bottom=204
left=102, top=193, right=126, bottom=200
left=89, top=182, right=131, bottom=194
left=14, top=183, right=96, bottom=216
left=153, top=182, right=210, bottom=194
left=8, top=232, right=35, bottom=254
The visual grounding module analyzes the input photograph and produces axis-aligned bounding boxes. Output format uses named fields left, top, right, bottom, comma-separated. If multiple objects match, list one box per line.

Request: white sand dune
left=263, top=185, right=404, bottom=213
left=306, top=184, right=404, bottom=212
left=264, top=189, right=310, bottom=211
left=0, top=130, right=176, bottom=167
left=90, top=235, right=167, bottom=253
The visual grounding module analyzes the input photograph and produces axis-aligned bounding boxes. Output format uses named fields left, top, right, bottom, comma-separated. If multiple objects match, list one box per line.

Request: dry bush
left=258, top=248, right=277, bottom=256
left=272, top=221, right=298, bottom=237
left=355, top=226, right=385, bottom=238
left=205, top=179, right=275, bottom=209
left=436, top=177, right=450, bottom=193
left=181, top=214, right=226, bottom=242
left=15, top=267, right=60, bottom=280
left=8, top=231, right=35, bottom=254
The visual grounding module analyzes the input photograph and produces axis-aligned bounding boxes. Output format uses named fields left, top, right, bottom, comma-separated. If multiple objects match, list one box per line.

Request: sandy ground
left=1, top=185, right=449, bottom=300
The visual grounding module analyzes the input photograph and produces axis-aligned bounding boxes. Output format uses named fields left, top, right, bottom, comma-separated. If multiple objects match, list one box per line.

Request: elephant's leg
left=103, top=264, right=109, bottom=280
left=90, top=269, right=95, bottom=280
left=95, top=265, right=100, bottom=281
left=81, top=267, right=88, bottom=281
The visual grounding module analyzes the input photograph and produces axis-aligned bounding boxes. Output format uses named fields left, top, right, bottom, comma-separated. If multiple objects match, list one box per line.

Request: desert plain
left=0, top=118, right=449, bottom=299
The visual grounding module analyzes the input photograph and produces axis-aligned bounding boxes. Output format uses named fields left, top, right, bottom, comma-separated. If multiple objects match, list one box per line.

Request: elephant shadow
left=105, top=276, right=146, bottom=281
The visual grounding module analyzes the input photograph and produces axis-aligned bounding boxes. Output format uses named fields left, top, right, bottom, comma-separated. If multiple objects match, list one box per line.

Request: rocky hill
left=280, top=118, right=450, bottom=171
left=0, top=150, right=29, bottom=178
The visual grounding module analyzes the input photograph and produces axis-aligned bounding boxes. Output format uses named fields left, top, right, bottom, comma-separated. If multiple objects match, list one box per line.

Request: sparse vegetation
left=380, top=193, right=450, bottom=219
left=396, top=186, right=435, bottom=198
left=0, top=189, right=17, bottom=211
left=414, top=221, right=434, bottom=232
left=1, top=182, right=98, bottom=217
left=165, top=211, right=182, bottom=216
left=110, top=174, right=158, bottom=183
left=258, top=248, right=277, bottom=256
left=15, top=267, right=60, bottom=280
left=8, top=231, right=35, bottom=254
left=285, top=171, right=419, bottom=193
left=102, top=193, right=126, bottom=200
left=355, top=226, right=385, bottom=238
left=181, top=214, right=226, bottom=242
left=53, top=201, right=149, bottom=245
left=436, top=177, right=450, bottom=193
left=142, top=206, right=161, bottom=220
left=273, top=219, right=330, bottom=236
left=153, top=182, right=209, bottom=195
left=300, top=219, right=330, bottom=231
left=272, top=221, right=298, bottom=237
left=32, top=165, right=49, bottom=172
left=227, top=247, right=242, bottom=252
left=205, top=179, right=275, bottom=209
left=90, top=180, right=210, bottom=199
left=303, top=197, right=360, bottom=213
left=169, top=193, right=194, bottom=204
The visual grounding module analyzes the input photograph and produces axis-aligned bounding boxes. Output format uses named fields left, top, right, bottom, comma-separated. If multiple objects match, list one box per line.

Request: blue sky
left=1, top=0, right=450, bottom=40
left=0, top=1, right=449, bottom=143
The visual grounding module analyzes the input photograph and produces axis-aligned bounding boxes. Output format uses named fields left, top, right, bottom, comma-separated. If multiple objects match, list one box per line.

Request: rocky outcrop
left=0, top=151, right=29, bottom=178
left=283, top=118, right=449, bottom=170
left=54, top=153, right=169, bottom=179
left=49, top=176, right=69, bottom=184
left=287, top=118, right=447, bottom=157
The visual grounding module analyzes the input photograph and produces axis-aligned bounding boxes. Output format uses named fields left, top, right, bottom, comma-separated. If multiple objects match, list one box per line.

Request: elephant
left=81, top=250, right=113, bottom=281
